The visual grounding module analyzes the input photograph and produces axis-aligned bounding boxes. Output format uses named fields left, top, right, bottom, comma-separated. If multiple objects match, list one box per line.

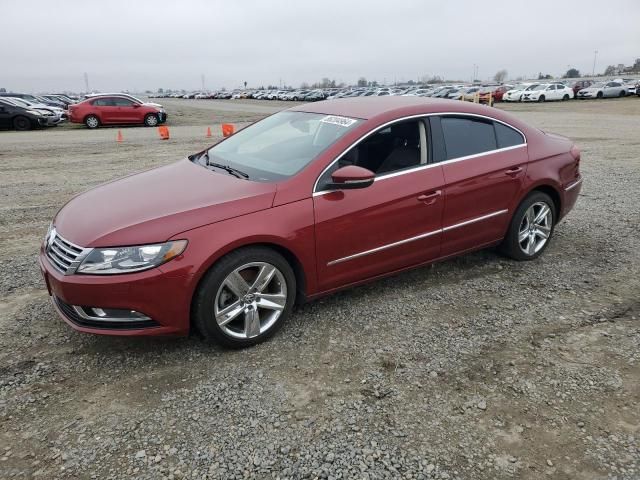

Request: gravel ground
left=0, top=98, right=638, bottom=480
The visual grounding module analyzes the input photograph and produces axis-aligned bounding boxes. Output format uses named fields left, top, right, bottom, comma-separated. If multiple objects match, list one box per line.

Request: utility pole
left=592, top=50, right=598, bottom=76
left=83, top=72, right=89, bottom=93
left=201, top=74, right=205, bottom=91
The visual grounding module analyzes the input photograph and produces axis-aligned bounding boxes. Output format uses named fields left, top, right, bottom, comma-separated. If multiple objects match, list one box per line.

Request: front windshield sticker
left=320, top=115, right=358, bottom=128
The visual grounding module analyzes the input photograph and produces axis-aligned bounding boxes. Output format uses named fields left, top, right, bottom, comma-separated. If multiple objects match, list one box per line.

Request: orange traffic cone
left=206, top=126, right=212, bottom=138
left=116, top=130, right=123, bottom=143
left=222, top=123, right=235, bottom=137
left=158, top=125, right=170, bottom=140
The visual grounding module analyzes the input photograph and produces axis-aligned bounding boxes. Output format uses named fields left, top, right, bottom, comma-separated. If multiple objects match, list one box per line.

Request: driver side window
left=316, top=119, right=426, bottom=191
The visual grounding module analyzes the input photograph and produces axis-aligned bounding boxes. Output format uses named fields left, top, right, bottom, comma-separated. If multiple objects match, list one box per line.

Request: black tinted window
left=440, top=117, right=496, bottom=159
left=494, top=122, right=525, bottom=148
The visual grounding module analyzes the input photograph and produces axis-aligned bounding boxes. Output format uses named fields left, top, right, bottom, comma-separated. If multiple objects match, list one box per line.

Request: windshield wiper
left=196, top=151, right=249, bottom=179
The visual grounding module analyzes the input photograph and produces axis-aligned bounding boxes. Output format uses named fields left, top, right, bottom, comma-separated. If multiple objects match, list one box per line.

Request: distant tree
left=0, top=87, right=5, bottom=93
left=633, top=58, right=640, bottom=72
left=425, top=76, right=443, bottom=84
left=537, top=72, right=553, bottom=80
left=301, top=82, right=309, bottom=89
left=563, top=68, right=580, bottom=78
left=407, top=79, right=415, bottom=85
left=144, top=90, right=152, bottom=94
left=603, top=65, right=616, bottom=76
left=357, top=77, right=367, bottom=87
left=368, top=80, right=379, bottom=87
left=493, top=69, right=508, bottom=83
left=244, top=81, right=247, bottom=89
left=158, top=88, right=164, bottom=93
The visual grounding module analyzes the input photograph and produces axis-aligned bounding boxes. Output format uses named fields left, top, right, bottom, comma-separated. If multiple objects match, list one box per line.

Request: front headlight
left=26, top=109, right=43, bottom=116
left=77, top=240, right=187, bottom=274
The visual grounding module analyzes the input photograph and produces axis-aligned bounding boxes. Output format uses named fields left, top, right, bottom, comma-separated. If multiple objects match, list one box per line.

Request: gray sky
left=3, top=0, right=639, bottom=93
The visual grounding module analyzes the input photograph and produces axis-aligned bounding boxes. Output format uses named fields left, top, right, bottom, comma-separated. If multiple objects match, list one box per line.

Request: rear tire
left=13, top=116, right=32, bottom=131
left=563, top=94, right=570, bottom=101
left=499, top=191, right=556, bottom=261
left=84, top=115, right=100, bottom=129
left=144, top=113, right=159, bottom=127
left=619, top=90, right=626, bottom=97
left=192, top=247, right=296, bottom=348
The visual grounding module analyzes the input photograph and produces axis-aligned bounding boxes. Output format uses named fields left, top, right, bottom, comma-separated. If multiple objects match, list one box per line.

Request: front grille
left=46, top=230, right=86, bottom=274
left=53, top=296, right=160, bottom=330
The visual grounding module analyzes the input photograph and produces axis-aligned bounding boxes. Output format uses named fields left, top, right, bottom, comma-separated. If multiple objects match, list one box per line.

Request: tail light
left=570, top=144, right=581, bottom=176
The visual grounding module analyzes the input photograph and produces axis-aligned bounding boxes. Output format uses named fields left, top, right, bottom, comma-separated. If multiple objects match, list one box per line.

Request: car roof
left=288, top=96, right=519, bottom=122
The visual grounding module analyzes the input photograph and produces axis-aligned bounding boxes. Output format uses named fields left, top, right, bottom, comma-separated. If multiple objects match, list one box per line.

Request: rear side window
left=92, top=98, right=114, bottom=106
left=440, top=117, right=496, bottom=159
left=494, top=122, right=525, bottom=148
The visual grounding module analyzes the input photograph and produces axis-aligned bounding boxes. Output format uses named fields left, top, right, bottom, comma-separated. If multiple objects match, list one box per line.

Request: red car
left=40, top=97, right=582, bottom=347
left=68, top=94, right=167, bottom=128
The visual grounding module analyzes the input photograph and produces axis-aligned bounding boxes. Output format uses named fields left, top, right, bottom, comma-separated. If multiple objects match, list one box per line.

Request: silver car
left=577, top=81, right=628, bottom=99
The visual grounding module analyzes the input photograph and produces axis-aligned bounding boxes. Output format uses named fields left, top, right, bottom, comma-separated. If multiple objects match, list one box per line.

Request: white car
left=521, top=83, right=573, bottom=102
left=576, top=81, right=628, bottom=99
left=503, top=83, right=539, bottom=102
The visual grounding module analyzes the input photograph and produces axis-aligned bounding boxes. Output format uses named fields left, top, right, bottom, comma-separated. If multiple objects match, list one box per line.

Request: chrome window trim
left=564, top=177, right=583, bottom=191
left=326, top=209, right=509, bottom=266
left=312, top=112, right=527, bottom=195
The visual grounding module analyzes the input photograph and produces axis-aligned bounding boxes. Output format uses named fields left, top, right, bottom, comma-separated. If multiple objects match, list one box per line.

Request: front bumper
left=521, top=96, right=539, bottom=102
left=39, top=249, right=192, bottom=336
left=158, top=111, right=168, bottom=123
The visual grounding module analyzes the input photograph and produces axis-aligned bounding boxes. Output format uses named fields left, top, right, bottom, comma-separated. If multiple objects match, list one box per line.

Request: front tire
left=192, top=247, right=296, bottom=348
left=13, top=116, right=32, bottom=131
left=619, top=90, right=626, bottom=97
left=144, top=113, right=159, bottom=127
left=596, top=91, right=603, bottom=99
left=500, top=191, right=556, bottom=261
left=538, top=95, right=545, bottom=103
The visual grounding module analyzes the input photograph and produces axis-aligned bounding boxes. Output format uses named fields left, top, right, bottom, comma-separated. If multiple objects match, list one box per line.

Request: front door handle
left=505, top=167, right=523, bottom=177
left=417, top=190, right=442, bottom=205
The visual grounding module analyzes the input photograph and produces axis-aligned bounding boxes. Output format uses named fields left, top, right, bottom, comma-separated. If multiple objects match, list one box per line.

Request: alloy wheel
left=518, top=202, right=552, bottom=256
left=86, top=116, right=99, bottom=128
left=214, top=262, right=287, bottom=339
left=145, top=114, right=159, bottom=126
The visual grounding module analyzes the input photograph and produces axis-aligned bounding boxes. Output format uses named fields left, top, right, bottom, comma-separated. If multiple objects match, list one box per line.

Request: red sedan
left=40, top=97, right=582, bottom=347
left=68, top=94, right=167, bottom=128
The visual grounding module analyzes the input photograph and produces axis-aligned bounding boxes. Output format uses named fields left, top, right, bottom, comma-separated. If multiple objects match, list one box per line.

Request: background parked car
left=69, top=95, right=167, bottom=128
left=0, top=98, right=52, bottom=130
left=522, top=83, right=573, bottom=102
left=570, top=80, right=593, bottom=98
left=0, top=97, right=65, bottom=125
left=576, top=81, right=628, bottom=99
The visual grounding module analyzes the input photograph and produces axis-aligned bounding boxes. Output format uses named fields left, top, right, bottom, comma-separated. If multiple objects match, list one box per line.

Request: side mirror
left=327, top=165, right=375, bottom=190
left=132, top=103, right=141, bottom=108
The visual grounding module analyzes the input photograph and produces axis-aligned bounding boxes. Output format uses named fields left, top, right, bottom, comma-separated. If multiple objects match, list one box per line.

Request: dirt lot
left=0, top=97, right=638, bottom=480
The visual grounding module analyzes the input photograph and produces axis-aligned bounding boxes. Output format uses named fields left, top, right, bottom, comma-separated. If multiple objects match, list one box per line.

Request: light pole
left=592, top=50, right=598, bottom=76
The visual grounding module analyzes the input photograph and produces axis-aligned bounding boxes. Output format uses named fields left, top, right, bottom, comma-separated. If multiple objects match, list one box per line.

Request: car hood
left=143, top=102, right=163, bottom=108
left=54, top=159, right=277, bottom=248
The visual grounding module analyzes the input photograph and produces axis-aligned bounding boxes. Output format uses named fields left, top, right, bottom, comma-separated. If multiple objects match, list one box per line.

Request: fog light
left=75, top=306, right=151, bottom=322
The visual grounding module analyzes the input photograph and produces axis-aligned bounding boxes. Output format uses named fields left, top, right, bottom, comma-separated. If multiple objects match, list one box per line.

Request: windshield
left=203, top=111, right=362, bottom=181
left=9, top=98, right=31, bottom=107
left=532, top=84, right=548, bottom=91
left=591, top=82, right=605, bottom=88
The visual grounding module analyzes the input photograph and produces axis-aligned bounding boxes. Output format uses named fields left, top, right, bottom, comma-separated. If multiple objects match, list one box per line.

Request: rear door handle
left=505, top=167, right=523, bottom=177
left=417, top=190, right=441, bottom=205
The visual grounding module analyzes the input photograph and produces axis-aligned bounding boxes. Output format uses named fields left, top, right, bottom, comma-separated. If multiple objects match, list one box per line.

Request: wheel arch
left=518, top=183, right=562, bottom=219
left=188, top=240, right=309, bottom=324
